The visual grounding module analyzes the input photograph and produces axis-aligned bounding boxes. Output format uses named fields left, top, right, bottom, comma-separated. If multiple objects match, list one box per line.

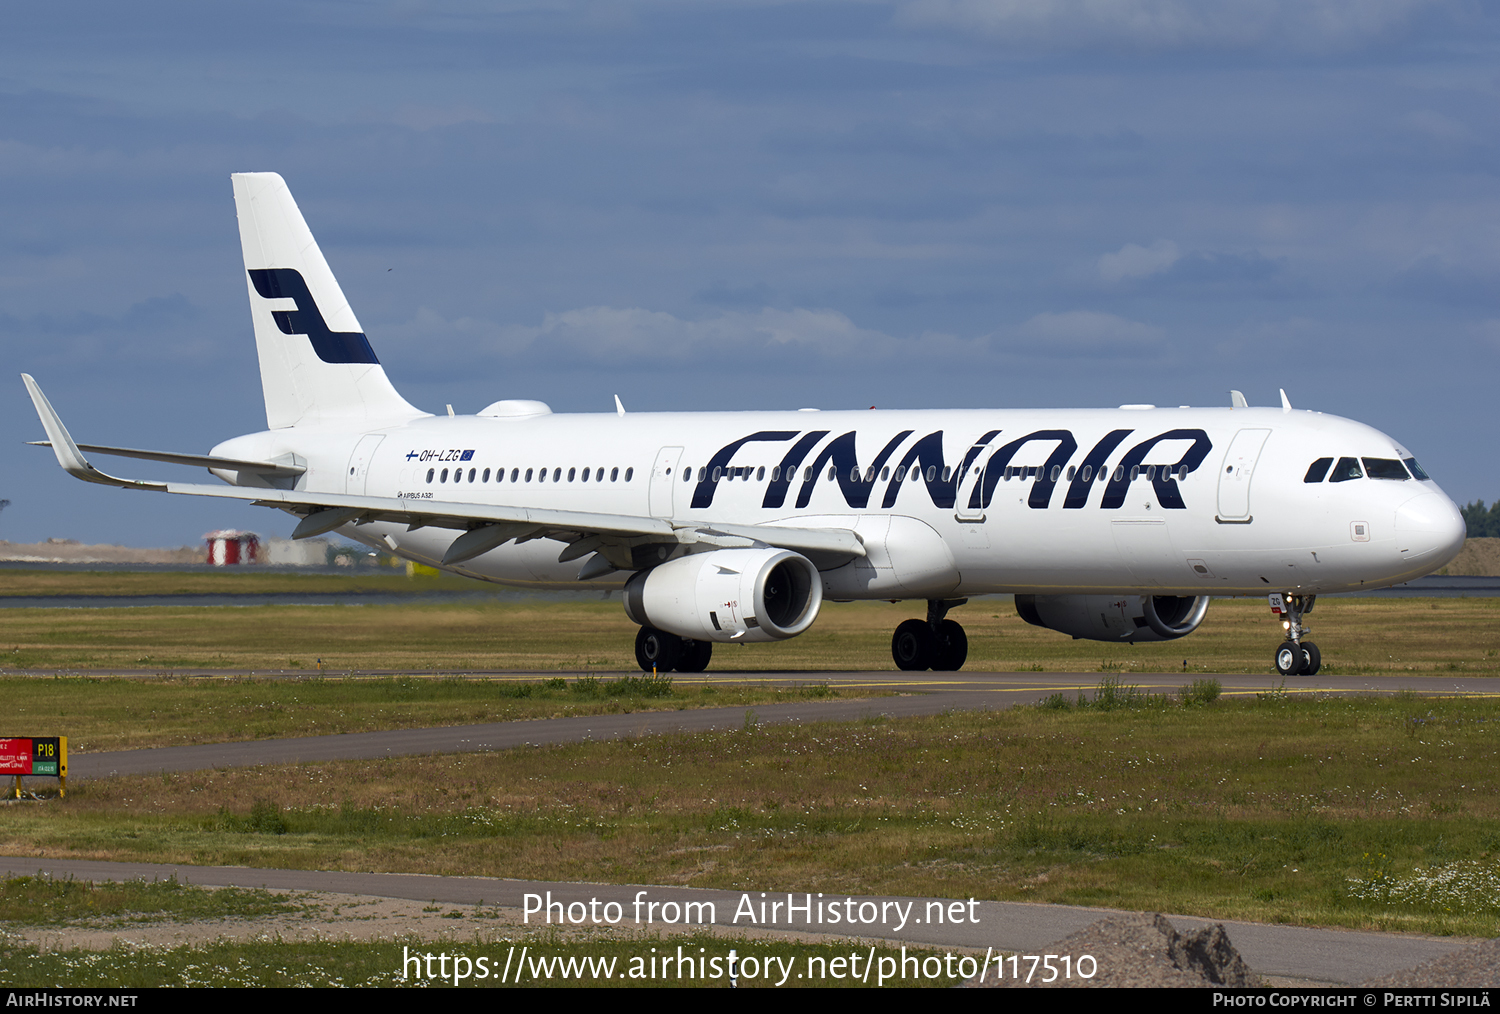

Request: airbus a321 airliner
left=24, top=173, right=1467, bottom=677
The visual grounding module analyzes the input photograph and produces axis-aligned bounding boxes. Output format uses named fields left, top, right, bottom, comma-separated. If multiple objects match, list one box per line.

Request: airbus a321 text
left=23, top=174, right=1467, bottom=676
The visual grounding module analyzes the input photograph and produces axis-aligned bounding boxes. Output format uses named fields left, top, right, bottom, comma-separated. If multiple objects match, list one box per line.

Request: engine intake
left=1015, top=594, right=1209, bottom=643
left=624, top=547, right=822, bottom=643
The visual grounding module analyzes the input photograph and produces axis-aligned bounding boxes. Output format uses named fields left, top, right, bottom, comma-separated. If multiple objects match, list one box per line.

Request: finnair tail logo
left=248, top=268, right=379, bottom=365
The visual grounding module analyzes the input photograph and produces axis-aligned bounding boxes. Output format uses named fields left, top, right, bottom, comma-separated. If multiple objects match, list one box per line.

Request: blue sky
left=2, top=0, right=1496, bottom=545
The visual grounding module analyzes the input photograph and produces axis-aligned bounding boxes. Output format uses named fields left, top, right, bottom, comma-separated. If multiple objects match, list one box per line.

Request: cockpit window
left=1363, top=457, right=1409, bottom=480
left=1304, top=457, right=1333, bottom=483
left=1328, top=457, right=1363, bottom=483
left=1403, top=457, right=1431, bottom=481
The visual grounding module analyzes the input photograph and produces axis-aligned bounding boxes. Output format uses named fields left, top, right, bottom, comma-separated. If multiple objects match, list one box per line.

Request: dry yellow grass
left=8, top=695, right=1499, bottom=936
left=0, top=595, right=1496, bottom=676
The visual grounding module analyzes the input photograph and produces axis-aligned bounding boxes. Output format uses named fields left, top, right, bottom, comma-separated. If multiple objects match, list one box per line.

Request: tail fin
left=232, top=172, right=426, bottom=430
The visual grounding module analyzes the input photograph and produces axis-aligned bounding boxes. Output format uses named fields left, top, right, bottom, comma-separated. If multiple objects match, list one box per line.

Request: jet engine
left=1014, top=594, right=1209, bottom=643
left=623, top=547, right=822, bottom=643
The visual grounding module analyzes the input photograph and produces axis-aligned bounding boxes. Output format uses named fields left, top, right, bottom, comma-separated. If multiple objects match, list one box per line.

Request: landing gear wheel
left=635, top=626, right=683, bottom=672
left=892, top=619, right=935, bottom=671
left=1274, top=640, right=1304, bottom=677
left=1300, top=641, right=1321, bottom=677
left=676, top=638, right=713, bottom=674
left=930, top=619, right=968, bottom=672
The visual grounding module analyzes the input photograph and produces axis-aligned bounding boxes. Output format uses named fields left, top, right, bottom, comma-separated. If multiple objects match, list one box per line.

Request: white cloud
left=894, top=0, right=1442, bottom=52
left=1015, top=310, right=1165, bottom=355
left=1098, top=240, right=1180, bottom=284
left=385, top=303, right=1178, bottom=368
left=384, top=304, right=910, bottom=363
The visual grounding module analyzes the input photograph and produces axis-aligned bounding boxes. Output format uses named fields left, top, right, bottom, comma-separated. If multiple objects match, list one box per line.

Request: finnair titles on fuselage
left=24, top=173, right=1466, bottom=678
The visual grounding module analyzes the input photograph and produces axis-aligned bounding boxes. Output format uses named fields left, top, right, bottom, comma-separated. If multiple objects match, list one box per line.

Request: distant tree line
left=1461, top=500, right=1500, bottom=538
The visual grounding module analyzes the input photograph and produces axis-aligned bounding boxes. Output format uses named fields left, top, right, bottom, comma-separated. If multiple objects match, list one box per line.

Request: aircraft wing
left=26, top=440, right=306, bottom=477
left=22, top=374, right=865, bottom=575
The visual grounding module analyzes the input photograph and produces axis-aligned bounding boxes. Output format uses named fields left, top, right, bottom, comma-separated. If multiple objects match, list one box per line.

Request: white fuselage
left=210, top=403, right=1466, bottom=600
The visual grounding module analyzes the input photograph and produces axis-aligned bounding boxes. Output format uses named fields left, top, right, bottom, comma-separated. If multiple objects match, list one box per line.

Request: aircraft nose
left=1394, top=492, right=1467, bottom=569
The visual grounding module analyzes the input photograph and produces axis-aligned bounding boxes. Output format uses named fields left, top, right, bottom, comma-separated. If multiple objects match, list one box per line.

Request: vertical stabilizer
left=232, top=173, right=426, bottom=430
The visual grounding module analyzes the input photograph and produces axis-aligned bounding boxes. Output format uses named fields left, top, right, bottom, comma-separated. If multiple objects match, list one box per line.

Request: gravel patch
left=967, top=913, right=1259, bottom=988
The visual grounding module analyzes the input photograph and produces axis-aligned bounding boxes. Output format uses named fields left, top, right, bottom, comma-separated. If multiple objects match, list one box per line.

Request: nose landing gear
left=891, top=598, right=969, bottom=672
left=1271, top=593, right=1320, bottom=676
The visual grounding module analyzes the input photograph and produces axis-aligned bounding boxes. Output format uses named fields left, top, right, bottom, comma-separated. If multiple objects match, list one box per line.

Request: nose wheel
left=1269, top=594, right=1320, bottom=676
left=891, top=599, right=969, bottom=672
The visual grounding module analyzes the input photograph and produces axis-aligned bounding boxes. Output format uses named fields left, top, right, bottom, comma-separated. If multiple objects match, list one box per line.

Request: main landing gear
left=1271, top=593, right=1320, bottom=676
left=891, top=598, right=969, bottom=672
left=635, top=626, right=713, bottom=673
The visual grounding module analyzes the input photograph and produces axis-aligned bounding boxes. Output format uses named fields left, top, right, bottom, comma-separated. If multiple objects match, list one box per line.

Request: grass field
left=3, top=580, right=1499, bottom=955
left=3, top=673, right=839, bottom=752
left=1, top=589, right=1498, bottom=676
left=4, top=691, right=1499, bottom=938
left=0, top=567, right=485, bottom=597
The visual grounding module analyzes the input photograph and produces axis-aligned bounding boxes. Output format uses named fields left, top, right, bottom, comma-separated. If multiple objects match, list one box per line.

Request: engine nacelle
left=623, top=548, right=822, bottom=643
left=1014, top=594, right=1209, bottom=643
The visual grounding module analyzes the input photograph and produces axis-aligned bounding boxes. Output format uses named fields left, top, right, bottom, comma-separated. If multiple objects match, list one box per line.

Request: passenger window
left=1363, top=458, right=1409, bottom=480
left=681, top=467, right=690, bottom=483
left=581, top=467, right=590, bottom=482
left=771, top=466, right=781, bottom=482
left=1329, top=457, right=1362, bottom=483
left=1081, top=465, right=1092, bottom=482
left=828, top=466, right=838, bottom=481
left=553, top=467, right=562, bottom=482
left=525, top=468, right=534, bottom=482
left=568, top=467, right=576, bottom=482
left=1403, top=457, right=1431, bottom=481
left=482, top=468, right=490, bottom=482
left=1304, top=457, right=1333, bottom=483
left=625, top=467, right=633, bottom=481
left=511, top=468, right=519, bottom=482
left=757, top=466, right=766, bottom=481
left=925, top=466, right=936, bottom=482
left=441, top=468, right=449, bottom=482
left=426, top=468, right=434, bottom=483
left=468, top=468, right=476, bottom=482
left=610, top=467, right=619, bottom=482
